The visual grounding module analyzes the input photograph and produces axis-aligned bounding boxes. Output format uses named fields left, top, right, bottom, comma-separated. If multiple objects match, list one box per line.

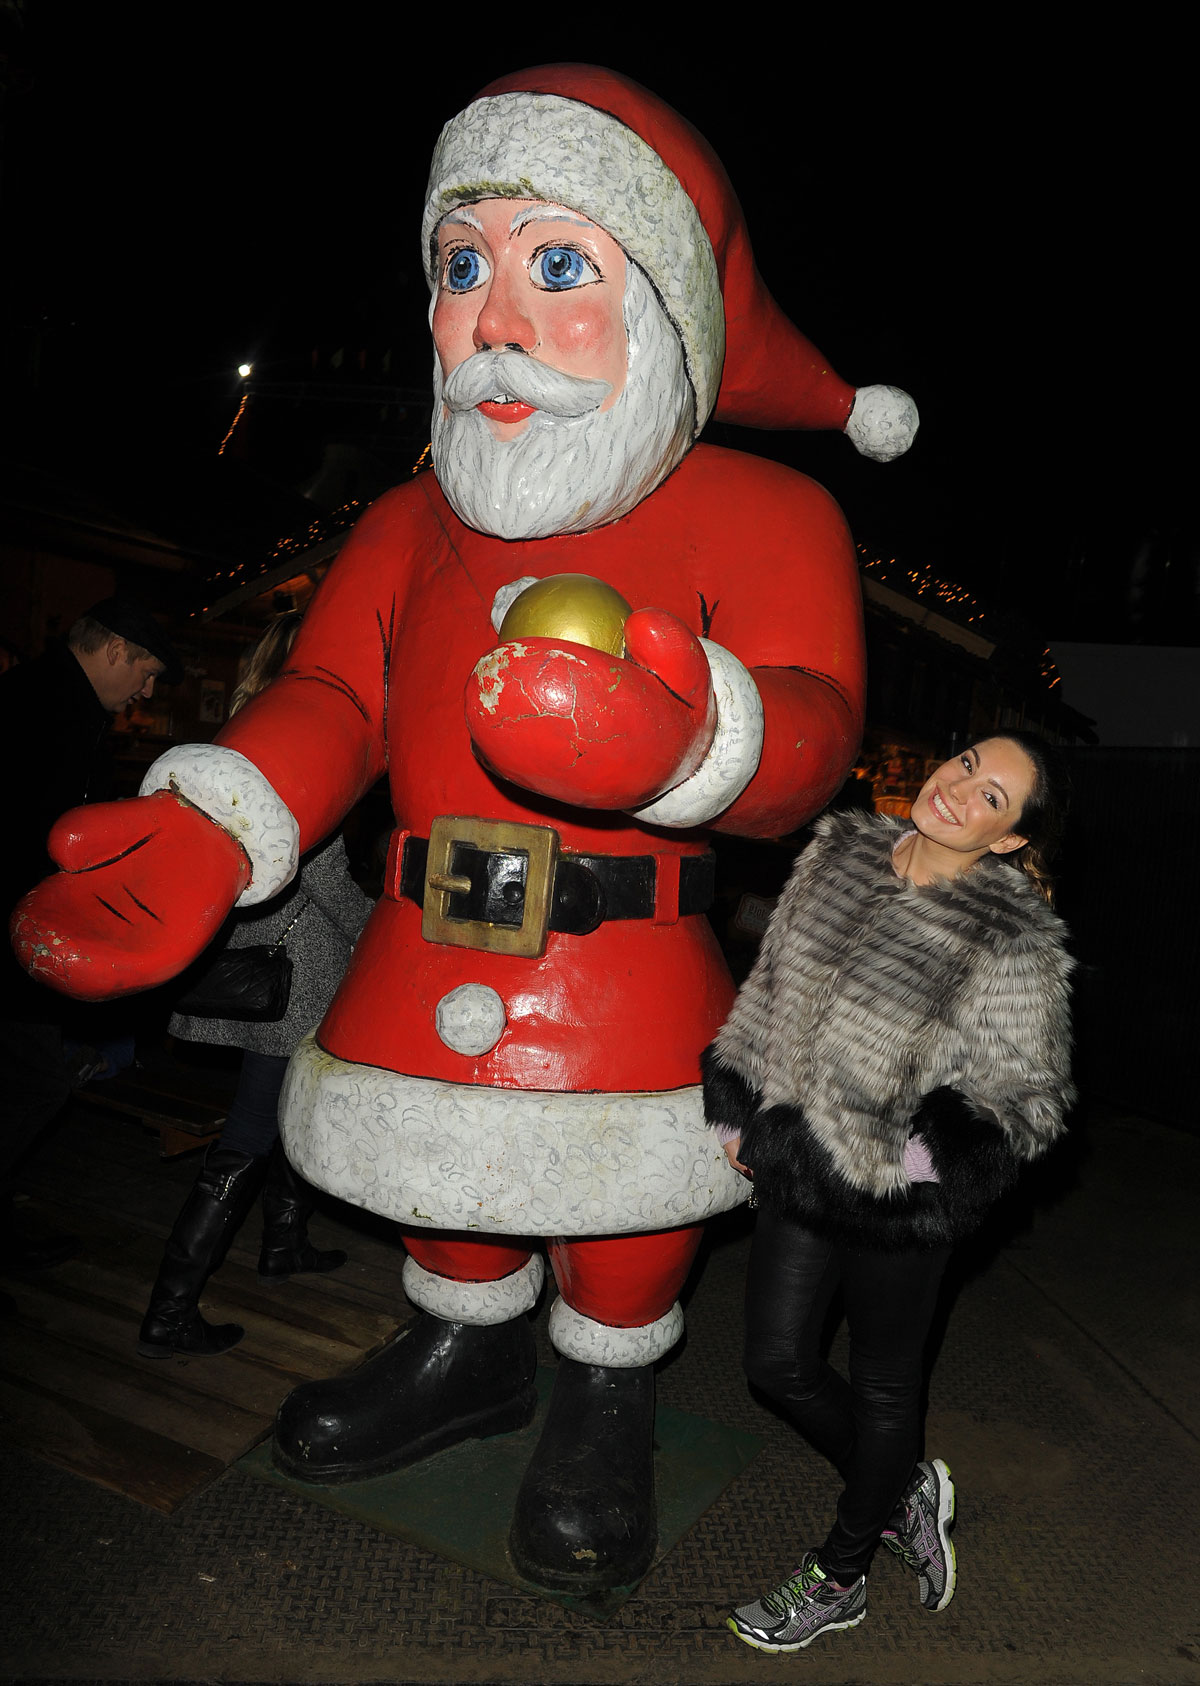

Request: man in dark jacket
left=0, top=596, right=181, bottom=1265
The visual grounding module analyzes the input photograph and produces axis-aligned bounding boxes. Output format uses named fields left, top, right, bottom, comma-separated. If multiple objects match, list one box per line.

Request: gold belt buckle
left=421, top=815, right=559, bottom=958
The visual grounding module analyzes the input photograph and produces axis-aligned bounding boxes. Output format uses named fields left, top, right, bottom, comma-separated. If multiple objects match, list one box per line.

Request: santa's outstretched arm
left=11, top=510, right=396, bottom=1001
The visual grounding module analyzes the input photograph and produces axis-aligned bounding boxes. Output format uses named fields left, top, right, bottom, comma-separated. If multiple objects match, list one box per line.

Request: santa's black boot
left=257, top=1142, right=347, bottom=1283
left=137, top=1143, right=264, bottom=1358
left=273, top=1310, right=538, bottom=1482
left=509, top=1358, right=657, bottom=1592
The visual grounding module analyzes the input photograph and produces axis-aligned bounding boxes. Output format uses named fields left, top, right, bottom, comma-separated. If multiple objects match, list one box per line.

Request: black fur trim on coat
left=739, top=1091, right=1018, bottom=1251
left=701, top=1043, right=759, bottom=1139
left=912, top=1086, right=1021, bottom=1226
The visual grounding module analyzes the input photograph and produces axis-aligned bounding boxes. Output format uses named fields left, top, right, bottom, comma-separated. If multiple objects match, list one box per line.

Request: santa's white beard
left=430, top=264, right=696, bottom=541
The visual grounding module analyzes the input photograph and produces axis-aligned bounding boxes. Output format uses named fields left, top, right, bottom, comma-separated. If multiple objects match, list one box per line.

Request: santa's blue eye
left=534, top=247, right=598, bottom=290
left=445, top=248, right=489, bottom=292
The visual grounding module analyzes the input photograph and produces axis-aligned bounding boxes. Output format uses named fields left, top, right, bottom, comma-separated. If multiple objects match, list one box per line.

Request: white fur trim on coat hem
left=630, top=641, right=763, bottom=828
left=401, top=1252, right=544, bottom=1325
left=279, top=1033, right=750, bottom=1235
left=549, top=1297, right=684, bottom=1366
left=140, top=744, right=300, bottom=905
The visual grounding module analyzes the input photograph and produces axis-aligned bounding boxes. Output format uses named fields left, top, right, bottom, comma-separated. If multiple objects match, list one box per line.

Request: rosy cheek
left=432, top=298, right=472, bottom=375
left=544, top=297, right=624, bottom=371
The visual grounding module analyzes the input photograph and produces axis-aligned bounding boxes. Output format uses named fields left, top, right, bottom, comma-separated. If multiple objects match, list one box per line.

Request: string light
left=858, top=546, right=985, bottom=617
left=858, top=547, right=1061, bottom=694
left=217, top=393, right=249, bottom=456
left=270, top=498, right=365, bottom=561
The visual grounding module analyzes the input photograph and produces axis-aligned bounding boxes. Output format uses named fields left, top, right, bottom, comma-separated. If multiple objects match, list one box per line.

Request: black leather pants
left=744, top=1207, right=950, bottom=1580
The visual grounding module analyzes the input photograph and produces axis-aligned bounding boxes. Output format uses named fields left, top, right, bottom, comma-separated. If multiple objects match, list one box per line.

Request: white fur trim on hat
left=548, top=1297, right=684, bottom=1366
left=423, top=92, right=724, bottom=431
left=845, top=384, right=920, bottom=462
left=630, top=640, right=764, bottom=827
left=139, top=744, right=299, bottom=905
left=401, top=1252, right=544, bottom=1326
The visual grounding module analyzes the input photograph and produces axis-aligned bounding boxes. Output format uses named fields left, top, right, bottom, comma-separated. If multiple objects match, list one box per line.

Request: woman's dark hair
left=986, top=729, right=1071, bottom=903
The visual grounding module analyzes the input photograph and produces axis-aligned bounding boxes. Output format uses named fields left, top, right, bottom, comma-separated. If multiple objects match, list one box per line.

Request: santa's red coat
left=220, top=444, right=864, bottom=1095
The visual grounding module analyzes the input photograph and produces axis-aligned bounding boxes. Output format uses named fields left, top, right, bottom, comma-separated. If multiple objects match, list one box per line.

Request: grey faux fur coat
left=171, top=833, right=372, bottom=1058
left=702, top=810, right=1075, bottom=1247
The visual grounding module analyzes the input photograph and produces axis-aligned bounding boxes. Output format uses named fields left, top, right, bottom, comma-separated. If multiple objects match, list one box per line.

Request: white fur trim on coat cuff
left=490, top=576, right=539, bottom=634
left=629, top=641, right=763, bottom=828
left=548, top=1297, right=684, bottom=1366
left=139, top=744, right=300, bottom=906
left=402, top=1253, right=544, bottom=1326
left=845, top=384, right=919, bottom=462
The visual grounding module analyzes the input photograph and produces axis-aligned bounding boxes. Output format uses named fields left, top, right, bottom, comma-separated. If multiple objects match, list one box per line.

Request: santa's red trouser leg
left=400, top=1224, right=704, bottom=1363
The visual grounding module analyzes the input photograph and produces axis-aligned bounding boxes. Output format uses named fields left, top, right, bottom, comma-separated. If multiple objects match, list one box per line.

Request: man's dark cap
left=84, top=595, right=184, bottom=685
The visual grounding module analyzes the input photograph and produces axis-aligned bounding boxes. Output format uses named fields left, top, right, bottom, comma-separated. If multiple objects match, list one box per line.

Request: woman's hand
left=723, top=1137, right=752, bottom=1178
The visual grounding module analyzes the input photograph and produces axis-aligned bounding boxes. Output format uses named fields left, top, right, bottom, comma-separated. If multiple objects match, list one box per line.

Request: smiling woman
left=705, top=729, right=1075, bottom=1652
left=900, top=732, right=1070, bottom=902
left=896, top=737, right=1033, bottom=881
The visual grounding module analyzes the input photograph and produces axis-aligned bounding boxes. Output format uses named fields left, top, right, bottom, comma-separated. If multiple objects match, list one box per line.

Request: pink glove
left=463, top=608, right=717, bottom=809
left=10, top=790, right=251, bottom=1001
left=903, top=1132, right=939, bottom=1184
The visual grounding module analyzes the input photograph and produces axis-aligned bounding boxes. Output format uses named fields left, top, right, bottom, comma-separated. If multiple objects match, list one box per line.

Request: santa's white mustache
left=442, top=350, right=612, bottom=418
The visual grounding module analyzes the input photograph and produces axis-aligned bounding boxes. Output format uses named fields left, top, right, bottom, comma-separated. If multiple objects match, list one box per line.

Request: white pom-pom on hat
left=845, top=384, right=920, bottom=462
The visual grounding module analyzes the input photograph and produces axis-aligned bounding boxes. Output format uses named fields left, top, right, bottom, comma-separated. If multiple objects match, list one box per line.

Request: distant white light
left=238, top=363, right=253, bottom=379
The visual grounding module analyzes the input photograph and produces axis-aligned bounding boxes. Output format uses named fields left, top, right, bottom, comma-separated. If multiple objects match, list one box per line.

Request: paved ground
left=3, top=1097, right=1198, bottom=1686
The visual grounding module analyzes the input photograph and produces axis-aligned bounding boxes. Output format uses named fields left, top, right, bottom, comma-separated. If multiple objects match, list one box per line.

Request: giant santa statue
left=13, top=66, right=916, bottom=1592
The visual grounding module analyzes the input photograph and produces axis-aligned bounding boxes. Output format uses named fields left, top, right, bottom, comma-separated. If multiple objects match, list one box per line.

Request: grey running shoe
left=727, top=1551, right=867, bottom=1652
left=881, top=1457, right=957, bottom=1612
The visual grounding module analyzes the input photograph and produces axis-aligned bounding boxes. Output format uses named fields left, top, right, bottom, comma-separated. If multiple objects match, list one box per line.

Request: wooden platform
left=0, top=1097, right=413, bottom=1513
left=78, top=1067, right=227, bottom=1157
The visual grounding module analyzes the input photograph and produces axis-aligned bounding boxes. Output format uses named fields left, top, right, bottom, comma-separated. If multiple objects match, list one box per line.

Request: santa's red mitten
left=464, top=610, right=716, bottom=809
left=11, top=791, right=251, bottom=1000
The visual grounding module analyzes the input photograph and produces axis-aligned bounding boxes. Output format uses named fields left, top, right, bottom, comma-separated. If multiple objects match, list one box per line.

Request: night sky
left=4, top=10, right=1193, bottom=644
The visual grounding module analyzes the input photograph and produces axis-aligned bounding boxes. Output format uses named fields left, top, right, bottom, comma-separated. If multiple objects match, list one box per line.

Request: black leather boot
left=273, top=1310, right=538, bottom=1483
left=257, top=1142, right=347, bottom=1283
left=509, top=1359, right=657, bottom=1592
left=137, top=1143, right=264, bottom=1358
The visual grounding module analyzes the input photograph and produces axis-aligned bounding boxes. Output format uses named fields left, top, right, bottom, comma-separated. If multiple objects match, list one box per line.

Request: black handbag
left=174, top=901, right=307, bottom=1023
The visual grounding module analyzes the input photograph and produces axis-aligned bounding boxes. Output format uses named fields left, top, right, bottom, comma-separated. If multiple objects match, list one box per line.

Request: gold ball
left=498, top=574, right=632, bottom=657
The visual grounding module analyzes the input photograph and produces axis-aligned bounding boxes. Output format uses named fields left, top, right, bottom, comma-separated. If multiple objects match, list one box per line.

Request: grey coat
left=702, top=810, right=1075, bottom=1247
left=170, top=833, right=373, bottom=1058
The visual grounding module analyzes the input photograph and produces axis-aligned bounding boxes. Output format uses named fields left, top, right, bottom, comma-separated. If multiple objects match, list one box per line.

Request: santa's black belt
left=386, top=815, right=715, bottom=959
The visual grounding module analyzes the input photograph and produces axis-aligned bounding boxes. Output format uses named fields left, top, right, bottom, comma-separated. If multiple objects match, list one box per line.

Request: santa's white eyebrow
left=510, top=206, right=595, bottom=235
left=440, top=208, right=484, bottom=234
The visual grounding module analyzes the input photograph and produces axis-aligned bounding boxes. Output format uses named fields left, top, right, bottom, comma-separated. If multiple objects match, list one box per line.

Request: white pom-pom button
left=435, top=983, right=507, bottom=1056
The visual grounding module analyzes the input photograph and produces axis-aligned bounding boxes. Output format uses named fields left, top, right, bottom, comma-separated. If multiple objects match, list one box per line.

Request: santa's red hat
left=422, top=64, right=916, bottom=460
